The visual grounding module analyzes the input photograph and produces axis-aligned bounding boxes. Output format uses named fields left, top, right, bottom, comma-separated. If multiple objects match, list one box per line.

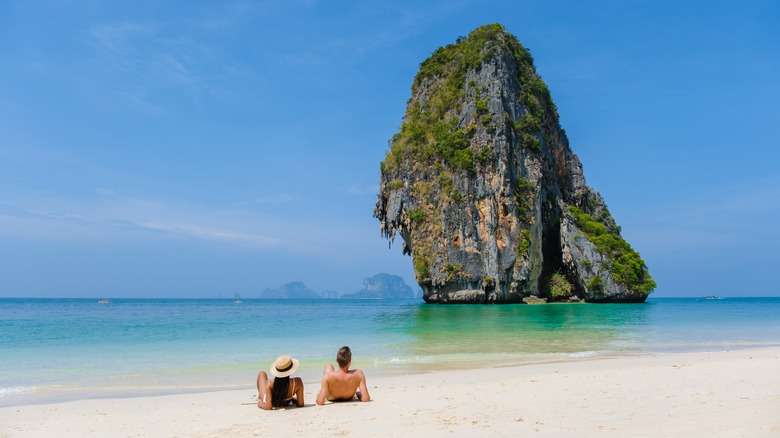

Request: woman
left=256, top=354, right=304, bottom=409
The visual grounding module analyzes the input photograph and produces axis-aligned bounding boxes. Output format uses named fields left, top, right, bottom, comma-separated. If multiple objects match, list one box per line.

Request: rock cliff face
left=375, top=24, right=655, bottom=303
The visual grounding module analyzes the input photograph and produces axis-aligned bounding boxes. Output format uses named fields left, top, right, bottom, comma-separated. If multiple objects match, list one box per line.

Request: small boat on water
left=98, top=299, right=111, bottom=304
left=702, top=295, right=721, bottom=300
left=234, top=299, right=242, bottom=304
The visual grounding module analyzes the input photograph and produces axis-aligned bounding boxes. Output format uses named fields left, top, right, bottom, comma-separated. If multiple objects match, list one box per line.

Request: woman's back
left=256, top=355, right=305, bottom=410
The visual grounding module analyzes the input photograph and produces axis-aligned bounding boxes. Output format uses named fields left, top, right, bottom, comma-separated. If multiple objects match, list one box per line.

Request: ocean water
left=1, top=297, right=779, bottom=407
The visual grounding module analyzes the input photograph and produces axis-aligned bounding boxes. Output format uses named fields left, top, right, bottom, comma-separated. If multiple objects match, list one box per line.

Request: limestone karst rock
left=375, top=24, right=655, bottom=303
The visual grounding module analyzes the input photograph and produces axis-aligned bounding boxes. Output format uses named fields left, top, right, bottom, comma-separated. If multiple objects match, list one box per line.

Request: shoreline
left=4, top=344, right=769, bottom=410
left=2, top=347, right=778, bottom=437
left=0, top=353, right=588, bottom=409
left=0, top=348, right=646, bottom=409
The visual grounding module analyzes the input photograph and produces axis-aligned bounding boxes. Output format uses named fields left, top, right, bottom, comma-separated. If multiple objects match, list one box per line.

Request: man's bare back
left=316, top=346, right=370, bottom=405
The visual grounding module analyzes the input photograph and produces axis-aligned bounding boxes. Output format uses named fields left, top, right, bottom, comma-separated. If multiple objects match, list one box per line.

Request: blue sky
left=1, top=1, right=778, bottom=298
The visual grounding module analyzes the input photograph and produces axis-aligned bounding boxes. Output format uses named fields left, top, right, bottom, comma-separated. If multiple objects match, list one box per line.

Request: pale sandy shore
left=2, top=348, right=779, bottom=437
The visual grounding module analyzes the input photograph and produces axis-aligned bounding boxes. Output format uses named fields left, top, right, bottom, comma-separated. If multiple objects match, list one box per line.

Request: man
left=316, top=346, right=371, bottom=405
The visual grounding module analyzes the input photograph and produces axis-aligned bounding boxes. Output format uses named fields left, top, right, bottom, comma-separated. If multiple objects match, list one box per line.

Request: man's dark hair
left=336, top=346, right=351, bottom=368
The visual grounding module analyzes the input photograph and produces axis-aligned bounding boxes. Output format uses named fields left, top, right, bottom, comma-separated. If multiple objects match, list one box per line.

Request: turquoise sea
left=1, top=297, right=779, bottom=407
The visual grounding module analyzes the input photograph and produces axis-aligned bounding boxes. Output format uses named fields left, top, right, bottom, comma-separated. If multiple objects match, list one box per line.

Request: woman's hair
left=271, top=376, right=290, bottom=407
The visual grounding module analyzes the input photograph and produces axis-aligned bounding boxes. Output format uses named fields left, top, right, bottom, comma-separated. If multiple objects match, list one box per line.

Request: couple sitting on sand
left=255, top=346, right=370, bottom=409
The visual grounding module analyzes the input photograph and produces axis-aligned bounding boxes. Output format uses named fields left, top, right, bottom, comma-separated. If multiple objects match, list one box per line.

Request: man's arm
left=316, top=376, right=329, bottom=406
left=357, top=370, right=370, bottom=402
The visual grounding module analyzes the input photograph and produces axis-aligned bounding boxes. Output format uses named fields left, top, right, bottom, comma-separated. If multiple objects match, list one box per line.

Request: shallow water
left=1, top=297, right=778, bottom=406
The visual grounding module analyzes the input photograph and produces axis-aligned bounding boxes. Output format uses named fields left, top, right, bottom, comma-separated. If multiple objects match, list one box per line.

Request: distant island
left=259, top=281, right=321, bottom=299
left=257, top=274, right=419, bottom=300
left=341, top=273, right=416, bottom=299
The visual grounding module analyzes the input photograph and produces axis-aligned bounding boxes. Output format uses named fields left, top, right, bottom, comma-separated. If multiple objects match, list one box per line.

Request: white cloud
left=85, top=20, right=215, bottom=109
left=0, top=191, right=285, bottom=248
left=132, top=220, right=281, bottom=246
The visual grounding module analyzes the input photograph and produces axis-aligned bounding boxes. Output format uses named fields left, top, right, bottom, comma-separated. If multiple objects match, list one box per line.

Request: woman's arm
left=260, top=380, right=273, bottom=410
left=256, top=371, right=274, bottom=410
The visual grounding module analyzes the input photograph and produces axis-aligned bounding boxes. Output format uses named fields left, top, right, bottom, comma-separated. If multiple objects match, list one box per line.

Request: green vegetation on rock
left=444, top=264, right=463, bottom=280
left=568, top=206, right=656, bottom=294
left=547, top=272, right=573, bottom=300
left=517, top=229, right=531, bottom=257
left=381, top=23, right=554, bottom=176
left=587, top=276, right=604, bottom=293
left=408, top=209, right=425, bottom=224
left=387, top=180, right=404, bottom=190
left=514, top=177, right=534, bottom=221
left=413, top=248, right=432, bottom=283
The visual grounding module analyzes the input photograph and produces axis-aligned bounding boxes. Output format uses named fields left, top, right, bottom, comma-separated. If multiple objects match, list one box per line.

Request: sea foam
left=0, top=386, right=36, bottom=397
left=568, top=351, right=597, bottom=358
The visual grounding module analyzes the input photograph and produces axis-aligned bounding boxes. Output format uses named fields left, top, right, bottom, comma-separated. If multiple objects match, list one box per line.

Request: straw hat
left=270, top=354, right=300, bottom=378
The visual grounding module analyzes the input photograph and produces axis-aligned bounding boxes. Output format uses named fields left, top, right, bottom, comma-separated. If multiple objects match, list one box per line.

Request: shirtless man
left=316, top=346, right=371, bottom=405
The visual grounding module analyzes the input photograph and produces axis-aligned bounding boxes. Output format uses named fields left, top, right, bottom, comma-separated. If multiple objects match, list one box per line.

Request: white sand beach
left=2, top=348, right=778, bottom=437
